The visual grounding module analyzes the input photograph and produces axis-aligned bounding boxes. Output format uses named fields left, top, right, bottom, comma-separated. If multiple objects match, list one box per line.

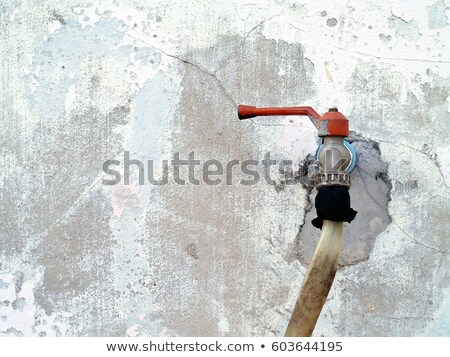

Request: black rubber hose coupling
left=311, top=186, right=357, bottom=229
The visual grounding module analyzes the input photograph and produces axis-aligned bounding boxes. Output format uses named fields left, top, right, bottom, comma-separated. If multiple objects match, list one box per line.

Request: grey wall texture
left=0, top=0, right=449, bottom=337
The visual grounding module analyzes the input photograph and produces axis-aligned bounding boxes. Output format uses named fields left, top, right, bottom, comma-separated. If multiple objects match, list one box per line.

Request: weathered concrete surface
left=1, top=0, right=449, bottom=336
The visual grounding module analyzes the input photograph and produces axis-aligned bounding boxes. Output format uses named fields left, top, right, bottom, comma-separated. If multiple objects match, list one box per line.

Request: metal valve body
left=311, top=108, right=355, bottom=188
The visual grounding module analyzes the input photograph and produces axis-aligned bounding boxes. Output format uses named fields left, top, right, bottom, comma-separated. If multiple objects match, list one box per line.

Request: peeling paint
left=427, top=0, right=449, bottom=29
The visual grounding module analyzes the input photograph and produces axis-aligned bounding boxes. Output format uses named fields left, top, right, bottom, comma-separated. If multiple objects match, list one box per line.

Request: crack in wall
left=377, top=139, right=449, bottom=188
left=392, top=220, right=450, bottom=254
left=101, top=23, right=238, bottom=109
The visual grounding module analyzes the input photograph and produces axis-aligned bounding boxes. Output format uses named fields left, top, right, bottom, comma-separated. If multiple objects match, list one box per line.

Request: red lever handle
left=238, top=105, right=321, bottom=120
left=238, top=105, right=349, bottom=137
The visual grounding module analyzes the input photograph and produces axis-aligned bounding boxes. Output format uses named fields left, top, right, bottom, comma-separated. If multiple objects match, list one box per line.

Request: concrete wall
left=1, top=0, right=449, bottom=336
